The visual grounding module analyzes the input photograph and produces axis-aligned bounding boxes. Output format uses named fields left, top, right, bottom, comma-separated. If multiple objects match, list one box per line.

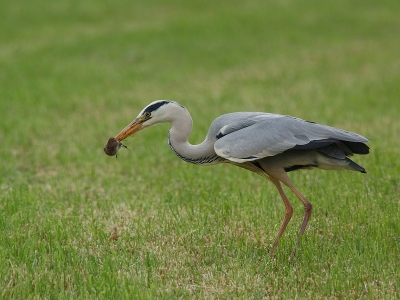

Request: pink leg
left=265, top=170, right=313, bottom=257
left=288, top=185, right=313, bottom=257
left=268, top=176, right=294, bottom=255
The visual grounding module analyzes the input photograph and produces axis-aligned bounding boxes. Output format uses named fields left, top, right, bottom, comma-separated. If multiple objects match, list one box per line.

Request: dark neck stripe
left=168, top=132, right=223, bottom=165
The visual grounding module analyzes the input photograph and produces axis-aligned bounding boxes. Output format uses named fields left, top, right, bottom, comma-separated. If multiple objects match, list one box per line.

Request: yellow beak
left=115, top=117, right=145, bottom=141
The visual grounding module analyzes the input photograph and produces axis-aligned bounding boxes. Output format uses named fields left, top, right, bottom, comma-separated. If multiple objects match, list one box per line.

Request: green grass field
left=1, top=0, right=399, bottom=298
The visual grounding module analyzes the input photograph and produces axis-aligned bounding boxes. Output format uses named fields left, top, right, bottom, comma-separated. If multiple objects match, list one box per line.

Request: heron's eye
left=144, top=112, right=151, bottom=118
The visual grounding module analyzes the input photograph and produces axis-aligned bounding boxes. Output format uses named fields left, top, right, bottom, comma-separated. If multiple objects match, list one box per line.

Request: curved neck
left=167, top=109, right=222, bottom=165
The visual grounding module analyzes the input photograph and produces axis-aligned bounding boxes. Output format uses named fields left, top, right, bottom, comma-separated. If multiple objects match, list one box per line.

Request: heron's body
left=108, top=100, right=369, bottom=256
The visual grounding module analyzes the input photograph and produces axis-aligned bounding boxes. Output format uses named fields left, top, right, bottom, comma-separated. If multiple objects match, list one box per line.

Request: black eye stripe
left=143, top=101, right=170, bottom=114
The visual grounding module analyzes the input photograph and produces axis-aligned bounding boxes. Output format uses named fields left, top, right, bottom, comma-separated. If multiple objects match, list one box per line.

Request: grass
left=1, top=0, right=399, bottom=298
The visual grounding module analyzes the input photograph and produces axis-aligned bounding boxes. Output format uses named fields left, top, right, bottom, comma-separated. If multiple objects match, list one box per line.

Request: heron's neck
left=167, top=110, right=222, bottom=165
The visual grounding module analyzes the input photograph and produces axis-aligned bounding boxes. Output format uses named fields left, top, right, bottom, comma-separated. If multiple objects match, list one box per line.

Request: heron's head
left=115, top=100, right=185, bottom=141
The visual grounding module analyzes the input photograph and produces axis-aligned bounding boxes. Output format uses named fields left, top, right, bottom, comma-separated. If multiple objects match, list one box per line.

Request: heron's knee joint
left=286, top=206, right=294, bottom=216
left=304, top=202, right=312, bottom=213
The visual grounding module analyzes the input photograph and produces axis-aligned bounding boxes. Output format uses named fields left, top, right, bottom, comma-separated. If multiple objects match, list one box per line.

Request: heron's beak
left=115, top=117, right=145, bottom=141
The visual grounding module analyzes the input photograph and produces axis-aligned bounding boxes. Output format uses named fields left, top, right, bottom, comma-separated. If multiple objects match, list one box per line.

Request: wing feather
left=214, top=115, right=368, bottom=163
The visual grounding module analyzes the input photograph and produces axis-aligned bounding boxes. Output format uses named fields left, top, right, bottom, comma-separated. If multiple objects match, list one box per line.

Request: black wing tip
left=294, top=140, right=370, bottom=155
left=343, top=141, right=370, bottom=155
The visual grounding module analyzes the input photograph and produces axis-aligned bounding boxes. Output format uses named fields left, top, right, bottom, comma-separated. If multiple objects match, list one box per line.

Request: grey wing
left=214, top=114, right=369, bottom=163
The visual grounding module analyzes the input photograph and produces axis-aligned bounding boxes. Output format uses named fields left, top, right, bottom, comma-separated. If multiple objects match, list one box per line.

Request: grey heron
left=105, top=100, right=369, bottom=256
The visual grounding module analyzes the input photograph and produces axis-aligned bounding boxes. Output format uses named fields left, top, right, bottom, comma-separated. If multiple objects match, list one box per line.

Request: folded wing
left=214, top=114, right=369, bottom=163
